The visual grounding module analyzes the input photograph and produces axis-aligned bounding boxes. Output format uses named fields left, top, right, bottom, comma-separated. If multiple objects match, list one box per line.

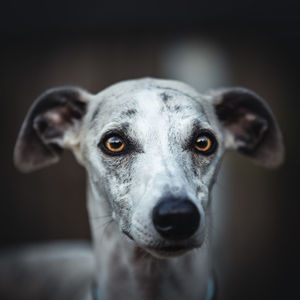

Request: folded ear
left=14, top=87, right=91, bottom=172
left=209, top=87, right=284, bottom=168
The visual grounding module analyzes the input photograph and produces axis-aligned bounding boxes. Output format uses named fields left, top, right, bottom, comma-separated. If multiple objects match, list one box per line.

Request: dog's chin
left=143, top=245, right=199, bottom=259
left=123, top=230, right=202, bottom=259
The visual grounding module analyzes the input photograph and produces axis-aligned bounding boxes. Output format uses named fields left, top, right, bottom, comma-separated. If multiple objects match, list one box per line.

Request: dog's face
left=14, top=78, right=284, bottom=258
left=80, top=81, right=226, bottom=257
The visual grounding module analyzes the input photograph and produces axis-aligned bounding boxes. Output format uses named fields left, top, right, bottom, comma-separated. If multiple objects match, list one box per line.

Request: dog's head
left=14, top=78, right=284, bottom=258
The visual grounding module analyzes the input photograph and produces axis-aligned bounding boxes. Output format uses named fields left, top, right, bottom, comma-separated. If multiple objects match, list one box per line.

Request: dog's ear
left=14, top=87, right=91, bottom=172
left=209, top=87, right=284, bottom=168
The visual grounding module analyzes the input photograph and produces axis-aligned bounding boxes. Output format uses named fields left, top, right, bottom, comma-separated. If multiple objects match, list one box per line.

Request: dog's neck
left=87, top=183, right=212, bottom=300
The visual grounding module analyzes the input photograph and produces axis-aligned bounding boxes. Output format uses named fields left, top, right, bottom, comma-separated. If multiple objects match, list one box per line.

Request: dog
left=4, top=78, right=284, bottom=300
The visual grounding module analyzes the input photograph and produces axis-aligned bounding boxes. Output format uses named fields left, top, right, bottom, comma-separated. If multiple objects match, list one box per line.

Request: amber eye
left=104, top=136, right=125, bottom=153
left=194, top=134, right=216, bottom=155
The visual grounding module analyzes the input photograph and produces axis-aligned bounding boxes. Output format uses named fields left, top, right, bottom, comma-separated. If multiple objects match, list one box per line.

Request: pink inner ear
left=44, top=106, right=74, bottom=133
left=226, top=112, right=257, bottom=135
left=244, top=113, right=257, bottom=122
left=225, top=109, right=268, bottom=151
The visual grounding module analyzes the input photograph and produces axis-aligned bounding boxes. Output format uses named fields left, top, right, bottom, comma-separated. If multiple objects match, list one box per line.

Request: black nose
left=152, top=196, right=200, bottom=240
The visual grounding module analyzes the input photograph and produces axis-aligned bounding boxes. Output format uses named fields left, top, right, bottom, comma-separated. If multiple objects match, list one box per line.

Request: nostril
left=152, top=197, right=200, bottom=240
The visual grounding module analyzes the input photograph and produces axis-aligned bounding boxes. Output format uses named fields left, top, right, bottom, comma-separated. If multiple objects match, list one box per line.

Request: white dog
left=5, top=78, right=283, bottom=300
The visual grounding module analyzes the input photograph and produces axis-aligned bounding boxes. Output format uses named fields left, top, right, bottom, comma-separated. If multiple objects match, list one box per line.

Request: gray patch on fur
left=160, top=92, right=172, bottom=103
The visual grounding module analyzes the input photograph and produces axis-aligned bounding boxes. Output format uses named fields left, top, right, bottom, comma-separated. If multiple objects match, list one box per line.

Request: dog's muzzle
left=152, top=195, right=200, bottom=240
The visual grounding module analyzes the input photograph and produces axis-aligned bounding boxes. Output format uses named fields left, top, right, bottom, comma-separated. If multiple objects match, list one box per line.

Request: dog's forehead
left=88, top=82, right=214, bottom=133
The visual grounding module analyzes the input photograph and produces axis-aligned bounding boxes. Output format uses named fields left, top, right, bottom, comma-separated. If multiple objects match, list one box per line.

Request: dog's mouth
left=122, top=229, right=134, bottom=240
left=122, top=229, right=200, bottom=258
left=145, top=244, right=198, bottom=258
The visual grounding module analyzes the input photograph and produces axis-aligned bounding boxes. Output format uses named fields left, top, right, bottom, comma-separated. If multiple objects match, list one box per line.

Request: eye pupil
left=196, top=137, right=208, bottom=149
left=108, top=137, right=122, bottom=149
left=103, top=135, right=126, bottom=153
left=194, top=133, right=216, bottom=154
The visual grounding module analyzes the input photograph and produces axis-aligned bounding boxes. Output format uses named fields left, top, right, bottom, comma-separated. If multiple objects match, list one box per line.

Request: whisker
left=94, top=218, right=113, bottom=230
left=91, top=214, right=112, bottom=221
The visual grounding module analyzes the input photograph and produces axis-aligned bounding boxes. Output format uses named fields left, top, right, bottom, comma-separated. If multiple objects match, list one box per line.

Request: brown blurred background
left=0, top=1, right=299, bottom=299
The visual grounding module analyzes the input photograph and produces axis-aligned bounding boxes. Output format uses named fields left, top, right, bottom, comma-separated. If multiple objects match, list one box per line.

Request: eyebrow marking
left=122, top=109, right=137, bottom=117
left=160, top=92, right=172, bottom=103
left=120, top=122, right=130, bottom=132
left=191, top=118, right=211, bottom=130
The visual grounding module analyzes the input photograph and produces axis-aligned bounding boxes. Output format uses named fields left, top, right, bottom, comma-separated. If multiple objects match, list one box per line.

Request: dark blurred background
left=1, top=1, right=299, bottom=299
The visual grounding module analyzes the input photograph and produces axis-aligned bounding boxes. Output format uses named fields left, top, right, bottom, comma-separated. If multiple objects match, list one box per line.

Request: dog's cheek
left=106, top=164, right=134, bottom=220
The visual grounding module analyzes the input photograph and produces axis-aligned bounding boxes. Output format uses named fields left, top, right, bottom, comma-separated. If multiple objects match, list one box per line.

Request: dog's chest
left=95, top=237, right=210, bottom=300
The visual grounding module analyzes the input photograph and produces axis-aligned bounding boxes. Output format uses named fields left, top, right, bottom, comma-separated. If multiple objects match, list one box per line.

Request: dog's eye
left=194, top=133, right=216, bottom=155
left=104, top=136, right=125, bottom=153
